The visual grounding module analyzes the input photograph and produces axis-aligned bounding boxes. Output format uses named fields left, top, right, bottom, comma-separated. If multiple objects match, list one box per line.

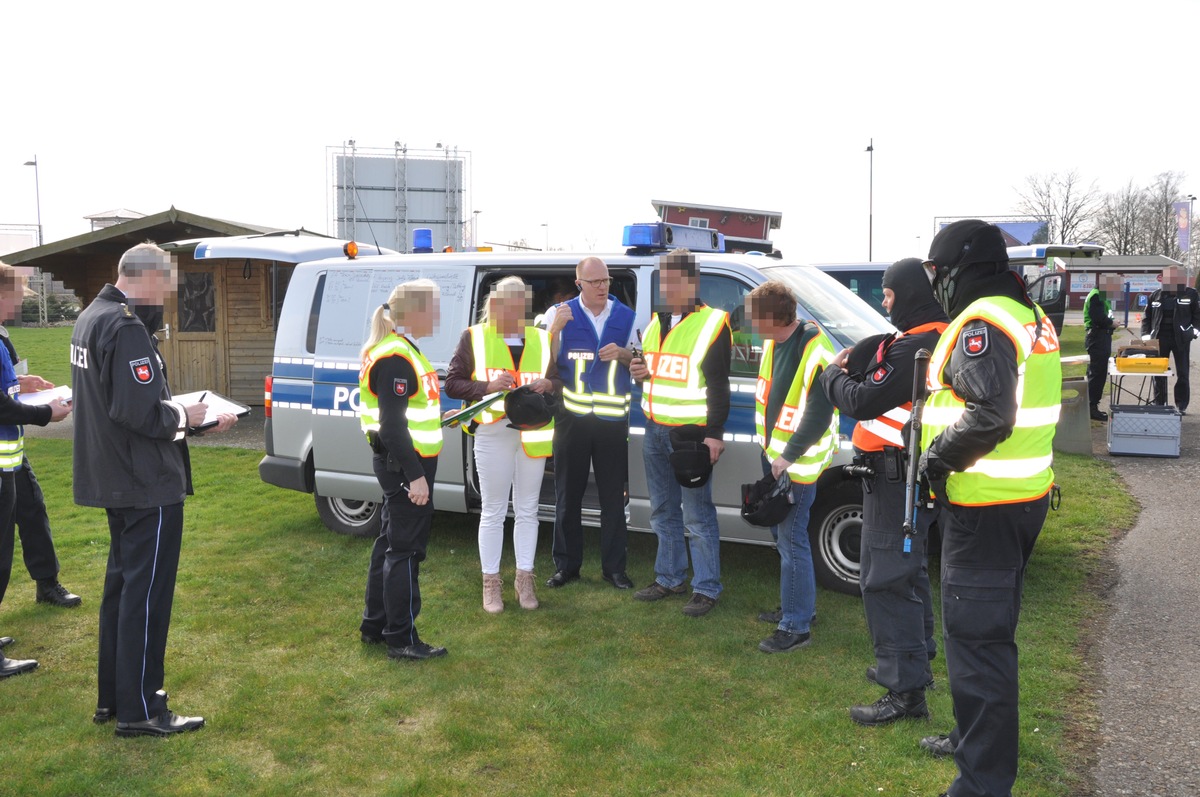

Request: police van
left=191, top=224, right=894, bottom=596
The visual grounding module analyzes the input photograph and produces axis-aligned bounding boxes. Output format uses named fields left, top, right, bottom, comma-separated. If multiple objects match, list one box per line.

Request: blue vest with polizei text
left=0, top=341, right=23, bottom=469
left=556, top=296, right=636, bottom=420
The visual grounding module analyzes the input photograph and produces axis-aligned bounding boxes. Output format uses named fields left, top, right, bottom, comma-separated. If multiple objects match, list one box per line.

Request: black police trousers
left=98, top=503, right=184, bottom=723
left=0, top=459, right=60, bottom=605
left=0, top=470, right=16, bottom=609
left=361, top=453, right=437, bottom=648
left=939, top=493, right=1047, bottom=797
left=858, top=450, right=937, bottom=693
left=1152, top=335, right=1192, bottom=411
left=1084, top=329, right=1113, bottom=408
left=551, top=411, right=629, bottom=577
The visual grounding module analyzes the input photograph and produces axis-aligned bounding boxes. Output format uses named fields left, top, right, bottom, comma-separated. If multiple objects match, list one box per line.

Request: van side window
left=305, top=273, right=326, bottom=354
left=478, top=270, right=637, bottom=327
left=699, top=274, right=762, bottom=378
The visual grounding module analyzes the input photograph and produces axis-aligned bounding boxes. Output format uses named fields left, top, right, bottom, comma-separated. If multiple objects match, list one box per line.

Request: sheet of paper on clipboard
left=440, top=392, right=505, bottom=427
left=173, top=390, right=252, bottom=430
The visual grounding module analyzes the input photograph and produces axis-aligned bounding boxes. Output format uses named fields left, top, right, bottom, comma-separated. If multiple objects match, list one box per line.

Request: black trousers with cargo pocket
left=938, top=493, right=1048, bottom=797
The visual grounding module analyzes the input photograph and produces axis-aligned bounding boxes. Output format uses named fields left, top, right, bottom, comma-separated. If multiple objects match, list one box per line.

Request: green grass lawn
left=1, top=435, right=1134, bottom=797
left=0, top=324, right=1133, bottom=795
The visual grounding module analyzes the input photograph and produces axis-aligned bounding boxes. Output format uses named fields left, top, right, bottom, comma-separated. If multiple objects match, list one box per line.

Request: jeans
left=762, top=456, right=816, bottom=635
left=643, top=421, right=721, bottom=599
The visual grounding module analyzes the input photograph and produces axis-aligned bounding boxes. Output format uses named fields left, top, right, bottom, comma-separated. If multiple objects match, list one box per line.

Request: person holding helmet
left=629, top=249, right=731, bottom=617
left=446, top=276, right=561, bottom=613
left=542, top=257, right=637, bottom=590
left=1139, top=265, right=1200, bottom=413
left=918, top=220, right=1061, bottom=797
left=820, top=257, right=947, bottom=724
left=358, top=279, right=447, bottom=661
left=745, top=281, right=837, bottom=653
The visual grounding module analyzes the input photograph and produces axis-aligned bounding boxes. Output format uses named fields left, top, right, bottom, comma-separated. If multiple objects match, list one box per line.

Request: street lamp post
left=473, top=210, right=482, bottom=250
left=541, top=222, right=549, bottom=252
left=866, top=139, right=874, bottom=261
left=23, top=156, right=43, bottom=246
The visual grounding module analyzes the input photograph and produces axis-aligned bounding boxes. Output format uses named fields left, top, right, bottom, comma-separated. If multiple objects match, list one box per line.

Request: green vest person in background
left=358, top=279, right=447, bottom=661
left=747, top=281, right=837, bottom=653
left=918, top=220, right=1061, bottom=797
left=629, top=248, right=732, bottom=618
left=1083, top=273, right=1122, bottom=421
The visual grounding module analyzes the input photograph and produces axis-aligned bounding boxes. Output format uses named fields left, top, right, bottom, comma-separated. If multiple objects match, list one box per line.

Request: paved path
left=1091, top=344, right=1200, bottom=796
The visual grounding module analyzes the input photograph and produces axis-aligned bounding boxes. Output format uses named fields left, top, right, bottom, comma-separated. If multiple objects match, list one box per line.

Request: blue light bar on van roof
left=622, top=222, right=725, bottom=253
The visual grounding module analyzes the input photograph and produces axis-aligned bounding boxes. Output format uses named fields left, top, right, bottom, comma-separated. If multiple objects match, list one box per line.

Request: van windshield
left=761, top=263, right=895, bottom=348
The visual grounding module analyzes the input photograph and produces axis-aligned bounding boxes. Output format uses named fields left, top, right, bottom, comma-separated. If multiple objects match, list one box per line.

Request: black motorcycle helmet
left=740, top=471, right=794, bottom=527
left=504, top=385, right=555, bottom=431
left=668, top=424, right=713, bottom=488
left=925, top=220, right=1010, bottom=318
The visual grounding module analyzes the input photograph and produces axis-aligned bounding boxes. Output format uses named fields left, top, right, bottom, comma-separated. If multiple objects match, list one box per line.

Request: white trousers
left=474, top=421, right=546, bottom=573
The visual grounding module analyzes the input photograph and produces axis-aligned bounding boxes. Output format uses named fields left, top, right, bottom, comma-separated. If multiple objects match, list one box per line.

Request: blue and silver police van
left=186, top=224, right=895, bottom=596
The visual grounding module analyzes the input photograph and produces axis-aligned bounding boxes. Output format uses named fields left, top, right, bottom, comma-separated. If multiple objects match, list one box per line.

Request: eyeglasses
left=578, top=278, right=612, bottom=287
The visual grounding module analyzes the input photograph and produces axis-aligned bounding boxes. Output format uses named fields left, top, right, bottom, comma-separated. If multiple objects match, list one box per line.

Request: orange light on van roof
left=343, top=241, right=359, bottom=259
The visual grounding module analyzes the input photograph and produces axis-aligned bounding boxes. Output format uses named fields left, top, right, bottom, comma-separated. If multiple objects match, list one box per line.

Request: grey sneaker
left=920, top=734, right=954, bottom=758
left=633, top=582, right=686, bottom=602
left=680, top=593, right=718, bottom=617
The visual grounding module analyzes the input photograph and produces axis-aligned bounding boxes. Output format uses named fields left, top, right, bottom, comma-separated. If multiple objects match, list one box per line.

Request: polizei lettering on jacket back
left=70, top=343, right=89, bottom=369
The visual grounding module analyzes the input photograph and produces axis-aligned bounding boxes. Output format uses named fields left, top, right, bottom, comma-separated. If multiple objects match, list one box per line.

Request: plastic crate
left=1107, top=405, right=1180, bottom=457
left=1114, top=357, right=1170, bottom=373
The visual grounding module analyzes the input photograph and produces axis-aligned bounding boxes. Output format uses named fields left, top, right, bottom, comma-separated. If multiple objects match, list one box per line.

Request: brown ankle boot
left=515, top=569, right=539, bottom=610
left=482, top=573, right=504, bottom=614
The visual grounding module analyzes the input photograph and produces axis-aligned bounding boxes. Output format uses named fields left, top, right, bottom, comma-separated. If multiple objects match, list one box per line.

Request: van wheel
left=808, top=481, right=863, bottom=597
left=315, top=494, right=381, bottom=538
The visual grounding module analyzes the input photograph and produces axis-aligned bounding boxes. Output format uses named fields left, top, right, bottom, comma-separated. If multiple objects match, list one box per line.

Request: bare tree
left=1142, top=171, right=1187, bottom=259
left=1014, top=170, right=1102, bottom=243
left=1095, top=180, right=1150, bottom=255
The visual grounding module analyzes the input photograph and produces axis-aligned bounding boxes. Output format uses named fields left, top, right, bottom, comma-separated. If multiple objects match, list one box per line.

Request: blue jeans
left=643, top=421, right=721, bottom=599
left=763, top=456, right=817, bottom=635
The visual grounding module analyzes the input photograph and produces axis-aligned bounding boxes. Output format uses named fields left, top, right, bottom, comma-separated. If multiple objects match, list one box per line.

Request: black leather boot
left=1090, top=405, right=1108, bottom=422
left=849, top=689, right=929, bottom=726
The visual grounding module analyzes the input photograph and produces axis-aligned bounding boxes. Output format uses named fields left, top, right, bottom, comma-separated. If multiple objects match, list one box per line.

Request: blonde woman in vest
left=358, top=279, right=447, bottom=660
left=446, top=277, right=561, bottom=613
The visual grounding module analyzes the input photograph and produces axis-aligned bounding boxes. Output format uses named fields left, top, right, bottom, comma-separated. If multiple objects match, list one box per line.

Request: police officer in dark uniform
left=71, top=243, right=236, bottom=736
left=1083, top=273, right=1121, bottom=421
left=358, top=279, right=447, bottom=661
left=820, top=257, right=946, bottom=725
left=918, top=221, right=1061, bottom=797
left=0, top=262, right=72, bottom=680
left=1140, top=265, right=1200, bottom=413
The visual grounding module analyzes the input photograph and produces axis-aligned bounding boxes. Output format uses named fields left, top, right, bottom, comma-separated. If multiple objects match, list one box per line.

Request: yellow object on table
left=1114, top=357, right=1170, bottom=373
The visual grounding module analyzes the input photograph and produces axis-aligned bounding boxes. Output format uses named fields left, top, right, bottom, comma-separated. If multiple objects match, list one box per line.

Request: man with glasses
left=543, top=258, right=638, bottom=590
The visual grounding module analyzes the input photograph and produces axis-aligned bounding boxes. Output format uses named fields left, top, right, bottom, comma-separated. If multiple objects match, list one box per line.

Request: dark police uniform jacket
left=70, top=284, right=192, bottom=509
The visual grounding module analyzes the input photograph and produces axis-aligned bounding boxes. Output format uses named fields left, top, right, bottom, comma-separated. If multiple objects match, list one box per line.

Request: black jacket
left=70, top=284, right=192, bottom=509
left=1140, top=287, right=1200, bottom=348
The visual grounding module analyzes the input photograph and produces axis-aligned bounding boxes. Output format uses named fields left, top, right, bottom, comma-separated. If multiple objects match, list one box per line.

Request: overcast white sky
left=2, top=1, right=1197, bottom=264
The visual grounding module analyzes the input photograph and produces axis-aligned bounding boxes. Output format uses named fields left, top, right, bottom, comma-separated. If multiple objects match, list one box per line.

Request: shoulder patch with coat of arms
left=393, top=378, right=409, bottom=397
left=129, top=357, right=154, bottom=384
left=870, top=362, right=894, bottom=384
left=962, top=326, right=988, bottom=357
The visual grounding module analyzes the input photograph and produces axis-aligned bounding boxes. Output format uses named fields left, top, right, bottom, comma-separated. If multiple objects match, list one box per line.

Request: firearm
left=902, top=348, right=932, bottom=557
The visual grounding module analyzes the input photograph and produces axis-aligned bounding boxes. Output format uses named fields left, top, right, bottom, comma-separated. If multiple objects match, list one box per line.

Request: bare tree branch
left=1014, top=170, right=1101, bottom=243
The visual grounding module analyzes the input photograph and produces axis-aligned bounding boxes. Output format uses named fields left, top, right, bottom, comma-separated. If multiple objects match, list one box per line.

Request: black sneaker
left=757, top=607, right=783, bottom=624
left=36, top=580, right=82, bottom=608
left=758, top=629, right=811, bottom=653
left=849, top=689, right=929, bottom=726
left=681, top=593, right=718, bottom=617
left=387, top=642, right=448, bottom=661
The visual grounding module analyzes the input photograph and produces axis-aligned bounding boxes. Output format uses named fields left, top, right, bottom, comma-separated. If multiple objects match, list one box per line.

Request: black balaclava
left=131, top=303, right=164, bottom=336
left=926, top=220, right=1011, bottom=318
left=882, top=257, right=949, bottom=332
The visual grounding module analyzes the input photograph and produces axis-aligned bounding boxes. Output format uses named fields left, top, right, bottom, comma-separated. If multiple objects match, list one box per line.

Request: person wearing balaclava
left=1139, top=265, right=1200, bottom=413
left=915, top=220, right=1061, bottom=797
left=820, top=258, right=948, bottom=727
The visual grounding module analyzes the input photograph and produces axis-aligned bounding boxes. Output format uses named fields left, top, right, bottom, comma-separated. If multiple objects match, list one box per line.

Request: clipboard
left=173, top=390, right=252, bottom=431
left=441, top=392, right=505, bottom=427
